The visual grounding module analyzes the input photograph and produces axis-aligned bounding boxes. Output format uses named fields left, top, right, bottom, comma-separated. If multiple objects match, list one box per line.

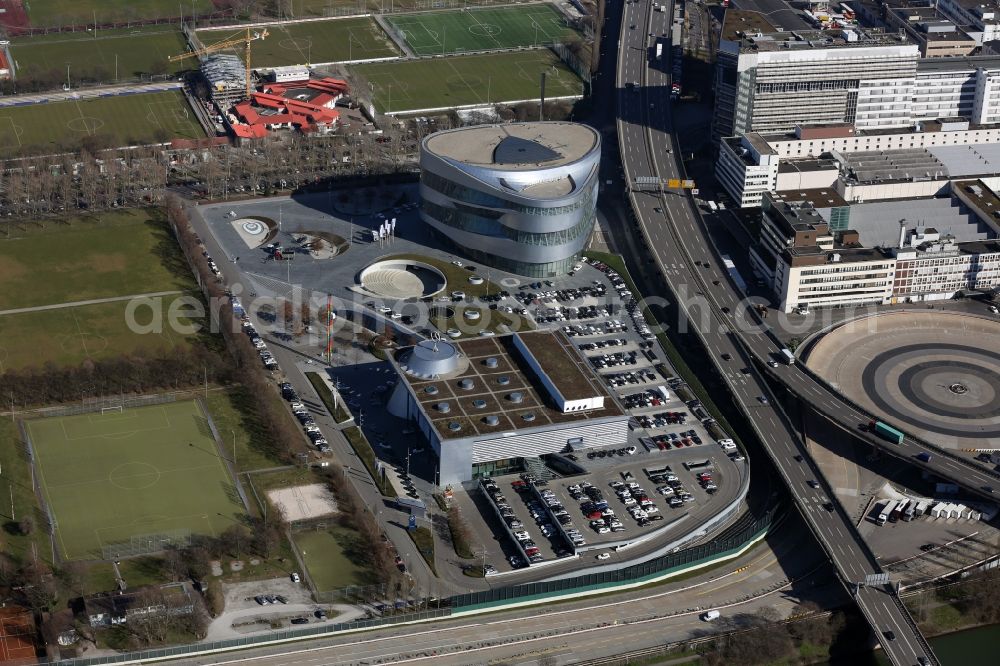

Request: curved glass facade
left=419, top=124, right=601, bottom=278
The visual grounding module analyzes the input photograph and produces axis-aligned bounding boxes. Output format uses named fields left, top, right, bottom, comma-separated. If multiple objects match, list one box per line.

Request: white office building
left=937, top=0, right=1000, bottom=44
left=716, top=134, right=780, bottom=207
left=713, top=11, right=920, bottom=138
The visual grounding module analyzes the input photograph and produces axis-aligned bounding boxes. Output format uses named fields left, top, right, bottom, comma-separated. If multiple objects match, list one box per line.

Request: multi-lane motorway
left=615, top=1, right=938, bottom=664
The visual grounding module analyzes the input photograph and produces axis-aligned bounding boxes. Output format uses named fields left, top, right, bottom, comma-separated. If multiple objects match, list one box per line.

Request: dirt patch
left=266, top=484, right=338, bottom=523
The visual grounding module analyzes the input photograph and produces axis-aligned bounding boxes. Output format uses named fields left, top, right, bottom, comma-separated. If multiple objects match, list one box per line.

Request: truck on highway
left=722, top=254, right=748, bottom=294
left=700, top=610, right=721, bottom=621
left=876, top=501, right=890, bottom=526
left=780, top=348, right=796, bottom=365
left=869, top=420, right=904, bottom=445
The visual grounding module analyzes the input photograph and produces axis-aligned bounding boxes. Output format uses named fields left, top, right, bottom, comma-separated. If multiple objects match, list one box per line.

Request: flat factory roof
left=400, top=332, right=623, bottom=440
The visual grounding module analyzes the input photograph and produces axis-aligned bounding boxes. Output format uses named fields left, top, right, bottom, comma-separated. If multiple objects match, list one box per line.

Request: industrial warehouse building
left=419, top=122, right=600, bottom=278
left=386, top=332, right=628, bottom=485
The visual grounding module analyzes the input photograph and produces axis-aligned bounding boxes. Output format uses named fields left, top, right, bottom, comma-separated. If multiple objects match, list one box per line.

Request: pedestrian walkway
left=0, top=290, right=186, bottom=316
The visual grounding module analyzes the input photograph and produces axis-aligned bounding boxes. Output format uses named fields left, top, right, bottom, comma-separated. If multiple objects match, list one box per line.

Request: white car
left=290, top=572, right=301, bottom=583
left=596, top=552, right=611, bottom=560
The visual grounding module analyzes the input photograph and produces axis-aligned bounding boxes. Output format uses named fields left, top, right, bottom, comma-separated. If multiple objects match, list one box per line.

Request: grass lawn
left=430, top=305, right=532, bottom=339
left=305, top=372, right=352, bottom=424
left=0, top=420, right=47, bottom=566
left=293, top=527, right=371, bottom=591
left=0, top=90, right=204, bottom=158
left=24, top=0, right=214, bottom=27
left=0, top=294, right=200, bottom=371
left=11, top=27, right=188, bottom=82
left=81, top=555, right=171, bottom=596
left=344, top=426, right=396, bottom=497
left=26, top=400, right=245, bottom=560
left=273, top=0, right=531, bottom=17
left=197, top=17, right=397, bottom=67
left=381, top=253, right=502, bottom=299
left=203, top=389, right=291, bottom=473
left=387, top=4, right=581, bottom=56
left=0, top=210, right=194, bottom=310
left=352, top=49, right=583, bottom=113
left=407, top=525, right=435, bottom=575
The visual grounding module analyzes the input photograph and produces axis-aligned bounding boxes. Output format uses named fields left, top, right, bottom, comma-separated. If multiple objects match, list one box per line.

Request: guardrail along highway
left=614, top=1, right=940, bottom=664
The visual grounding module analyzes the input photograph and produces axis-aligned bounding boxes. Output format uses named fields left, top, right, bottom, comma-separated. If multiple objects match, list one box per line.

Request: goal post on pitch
left=101, top=405, right=124, bottom=415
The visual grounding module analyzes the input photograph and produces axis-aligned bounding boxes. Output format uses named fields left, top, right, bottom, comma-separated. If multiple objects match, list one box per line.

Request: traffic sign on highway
left=864, top=573, right=890, bottom=587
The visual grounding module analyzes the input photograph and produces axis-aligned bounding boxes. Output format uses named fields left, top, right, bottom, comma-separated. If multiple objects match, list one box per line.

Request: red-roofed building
left=0, top=47, right=12, bottom=81
left=229, top=77, right=349, bottom=138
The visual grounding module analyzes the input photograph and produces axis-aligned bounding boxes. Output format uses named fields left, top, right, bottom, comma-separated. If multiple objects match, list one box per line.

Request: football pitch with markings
left=0, top=90, right=204, bottom=158
left=387, top=4, right=581, bottom=56
left=197, top=16, right=398, bottom=67
left=27, top=400, right=244, bottom=561
left=352, top=49, right=584, bottom=113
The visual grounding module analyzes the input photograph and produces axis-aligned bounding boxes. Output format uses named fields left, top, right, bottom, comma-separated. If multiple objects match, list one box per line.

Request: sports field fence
left=101, top=529, right=194, bottom=560
left=35, top=392, right=178, bottom=419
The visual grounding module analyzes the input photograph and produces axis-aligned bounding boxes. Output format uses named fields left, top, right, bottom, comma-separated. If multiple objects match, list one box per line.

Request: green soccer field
left=293, top=527, right=372, bottom=591
left=197, top=16, right=398, bottom=68
left=11, top=27, right=188, bottom=83
left=352, top=49, right=584, bottom=113
left=27, top=400, right=245, bottom=561
left=24, top=0, right=214, bottom=28
left=0, top=90, right=204, bottom=158
left=386, top=4, right=581, bottom=56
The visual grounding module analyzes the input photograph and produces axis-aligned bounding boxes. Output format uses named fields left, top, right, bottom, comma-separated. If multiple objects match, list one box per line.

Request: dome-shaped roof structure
left=401, top=338, right=460, bottom=379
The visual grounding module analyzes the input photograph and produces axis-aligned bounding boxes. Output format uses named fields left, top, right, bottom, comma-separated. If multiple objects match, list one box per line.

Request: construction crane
left=169, top=27, right=269, bottom=99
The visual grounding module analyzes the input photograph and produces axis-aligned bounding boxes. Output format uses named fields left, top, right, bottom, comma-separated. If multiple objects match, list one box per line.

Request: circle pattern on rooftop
left=805, top=312, right=1000, bottom=447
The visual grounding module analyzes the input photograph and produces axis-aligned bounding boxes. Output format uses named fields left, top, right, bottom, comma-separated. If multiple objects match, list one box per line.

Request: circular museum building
left=419, top=122, right=601, bottom=278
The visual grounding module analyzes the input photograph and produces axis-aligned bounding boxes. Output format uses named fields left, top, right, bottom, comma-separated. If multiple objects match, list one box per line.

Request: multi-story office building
left=937, top=0, right=1000, bottom=44
left=756, top=186, right=1000, bottom=310
left=712, top=10, right=921, bottom=139
left=419, top=122, right=600, bottom=278
left=716, top=134, right=780, bottom=207
left=884, top=6, right=977, bottom=58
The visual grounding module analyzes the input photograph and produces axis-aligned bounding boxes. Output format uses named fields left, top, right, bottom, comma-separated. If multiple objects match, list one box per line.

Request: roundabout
left=804, top=311, right=1000, bottom=448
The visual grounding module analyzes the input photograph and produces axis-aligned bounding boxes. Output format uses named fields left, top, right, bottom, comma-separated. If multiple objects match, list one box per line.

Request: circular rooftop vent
left=508, top=391, right=524, bottom=404
left=448, top=421, right=462, bottom=432
left=424, top=385, right=440, bottom=395
left=522, top=412, right=536, bottom=422
left=485, top=357, right=499, bottom=368
left=459, top=378, right=475, bottom=390
left=497, top=375, right=511, bottom=386
left=484, top=415, right=500, bottom=426
left=437, top=402, right=451, bottom=413
left=472, top=399, right=487, bottom=409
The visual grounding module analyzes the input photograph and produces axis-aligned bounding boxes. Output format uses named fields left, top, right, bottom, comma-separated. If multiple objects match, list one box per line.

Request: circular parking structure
left=803, top=311, right=1000, bottom=449
left=359, top=259, right=447, bottom=300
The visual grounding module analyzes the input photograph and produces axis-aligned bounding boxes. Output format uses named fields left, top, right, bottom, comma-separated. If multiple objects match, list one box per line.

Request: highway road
left=614, top=1, right=938, bottom=664
left=170, top=512, right=833, bottom=665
